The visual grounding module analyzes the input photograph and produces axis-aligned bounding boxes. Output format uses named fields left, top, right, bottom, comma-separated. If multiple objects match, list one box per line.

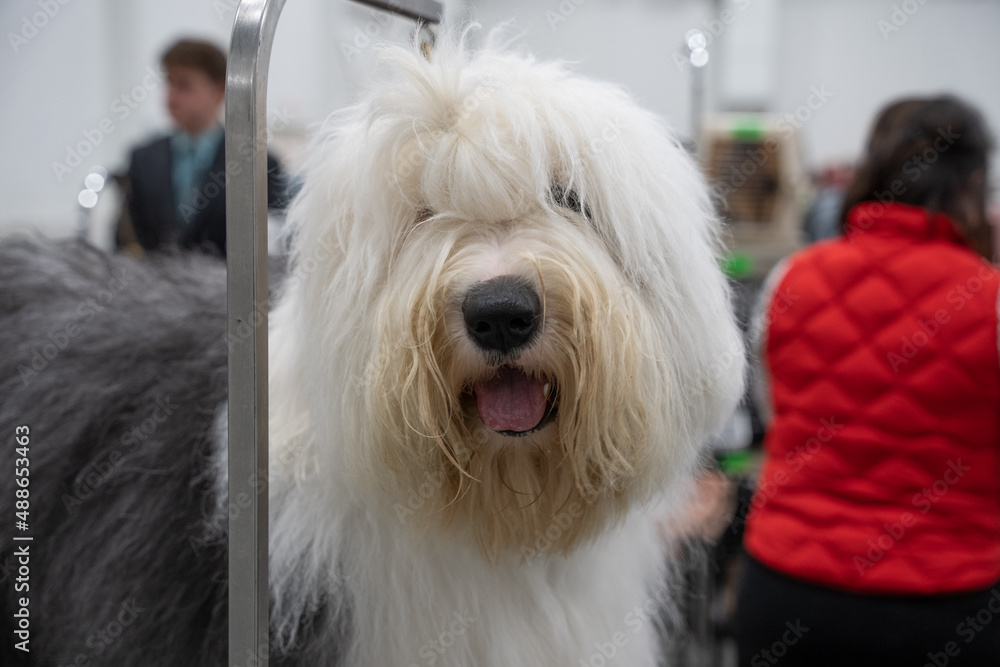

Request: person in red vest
left=736, top=96, right=999, bottom=666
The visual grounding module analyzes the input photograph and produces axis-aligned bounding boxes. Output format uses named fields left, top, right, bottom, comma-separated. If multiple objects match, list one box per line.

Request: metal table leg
left=224, top=2, right=442, bottom=664
left=226, top=1, right=285, bottom=664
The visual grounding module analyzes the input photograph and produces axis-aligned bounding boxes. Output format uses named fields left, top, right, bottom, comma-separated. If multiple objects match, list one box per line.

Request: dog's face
left=282, top=40, right=744, bottom=558
left=368, top=189, right=662, bottom=557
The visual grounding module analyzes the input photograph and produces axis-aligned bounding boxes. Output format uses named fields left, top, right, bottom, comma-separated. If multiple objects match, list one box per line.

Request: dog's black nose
left=463, top=276, right=541, bottom=353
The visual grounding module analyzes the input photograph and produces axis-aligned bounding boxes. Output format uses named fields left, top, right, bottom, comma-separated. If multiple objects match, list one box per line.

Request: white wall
left=2, top=0, right=118, bottom=237
left=468, top=0, right=711, bottom=143
left=775, top=0, right=1000, bottom=169
left=472, top=0, right=1000, bottom=179
left=2, top=0, right=999, bottom=240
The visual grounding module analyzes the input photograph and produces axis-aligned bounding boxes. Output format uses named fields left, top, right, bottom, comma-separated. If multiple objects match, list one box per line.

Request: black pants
left=735, top=552, right=1000, bottom=667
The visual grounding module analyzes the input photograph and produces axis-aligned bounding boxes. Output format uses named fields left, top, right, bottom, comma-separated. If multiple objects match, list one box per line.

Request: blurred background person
left=802, top=162, right=854, bottom=244
left=121, top=38, right=289, bottom=257
left=735, top=95, right=1000, bottom=666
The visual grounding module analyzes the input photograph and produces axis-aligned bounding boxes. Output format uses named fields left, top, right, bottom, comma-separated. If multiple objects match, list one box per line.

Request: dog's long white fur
left=255, top=29, right=745, bottom=666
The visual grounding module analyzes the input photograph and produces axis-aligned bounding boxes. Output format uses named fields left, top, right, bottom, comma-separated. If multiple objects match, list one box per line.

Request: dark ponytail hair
left=841, top=95, right=994, bottom=255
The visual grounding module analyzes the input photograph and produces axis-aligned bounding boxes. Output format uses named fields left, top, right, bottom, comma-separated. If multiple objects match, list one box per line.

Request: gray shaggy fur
left=0, top=239, right=331, bottom=666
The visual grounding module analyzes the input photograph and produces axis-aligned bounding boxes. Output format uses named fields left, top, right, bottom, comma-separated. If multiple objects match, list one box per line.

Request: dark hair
left=841, top=95, right=994, bottom=247
left=161, top=39, right=227, bottom=86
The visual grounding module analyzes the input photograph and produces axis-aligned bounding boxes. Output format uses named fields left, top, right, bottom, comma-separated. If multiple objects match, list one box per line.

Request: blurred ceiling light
left=686, top=30, right=707, bottom=51
left=685, top=29, right=709, bottom=68
left=84, top=172, right=105, bottom=192
left=78, top=189, right=99, bottom=209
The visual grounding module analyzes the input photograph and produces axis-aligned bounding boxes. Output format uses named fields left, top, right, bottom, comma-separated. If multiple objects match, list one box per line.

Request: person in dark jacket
left=736, top=96, right=999, bottom=666
left=124, top=39, right=288, bottom=257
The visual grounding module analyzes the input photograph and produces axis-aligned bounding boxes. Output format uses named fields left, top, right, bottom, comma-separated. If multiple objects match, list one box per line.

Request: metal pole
left=349, top=0, right=443, bottom=24
left=226, top=0, right=285, bottom=664
left=691, top=63, right=705, bottom=154
left=225, top=1, right=444, bottom=663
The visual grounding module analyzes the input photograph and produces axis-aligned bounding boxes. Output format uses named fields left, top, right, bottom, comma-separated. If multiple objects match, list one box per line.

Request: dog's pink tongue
left=475, top=368, right=547, bottom=433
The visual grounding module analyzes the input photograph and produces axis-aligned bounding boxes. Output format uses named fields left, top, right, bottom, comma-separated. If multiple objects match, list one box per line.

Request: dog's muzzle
left=462, top=276, right=556, bottom=435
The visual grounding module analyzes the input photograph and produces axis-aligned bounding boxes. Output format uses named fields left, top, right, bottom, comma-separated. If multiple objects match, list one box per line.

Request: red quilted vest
left=744, top=202, right=1000, bottom=595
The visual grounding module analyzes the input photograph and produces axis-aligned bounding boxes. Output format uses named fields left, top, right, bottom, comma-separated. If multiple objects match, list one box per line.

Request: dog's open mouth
left=471, top=366, right=558, bottom=437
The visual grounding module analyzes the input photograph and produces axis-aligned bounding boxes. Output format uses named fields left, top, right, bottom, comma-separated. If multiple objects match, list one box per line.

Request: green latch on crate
left=721, top=251, right=754, bottom=279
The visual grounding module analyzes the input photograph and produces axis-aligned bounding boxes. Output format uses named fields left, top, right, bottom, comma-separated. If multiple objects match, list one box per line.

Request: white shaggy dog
left=264, top=34, right=745, bottom=665
left=0, top=32, right=743, bottom=667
